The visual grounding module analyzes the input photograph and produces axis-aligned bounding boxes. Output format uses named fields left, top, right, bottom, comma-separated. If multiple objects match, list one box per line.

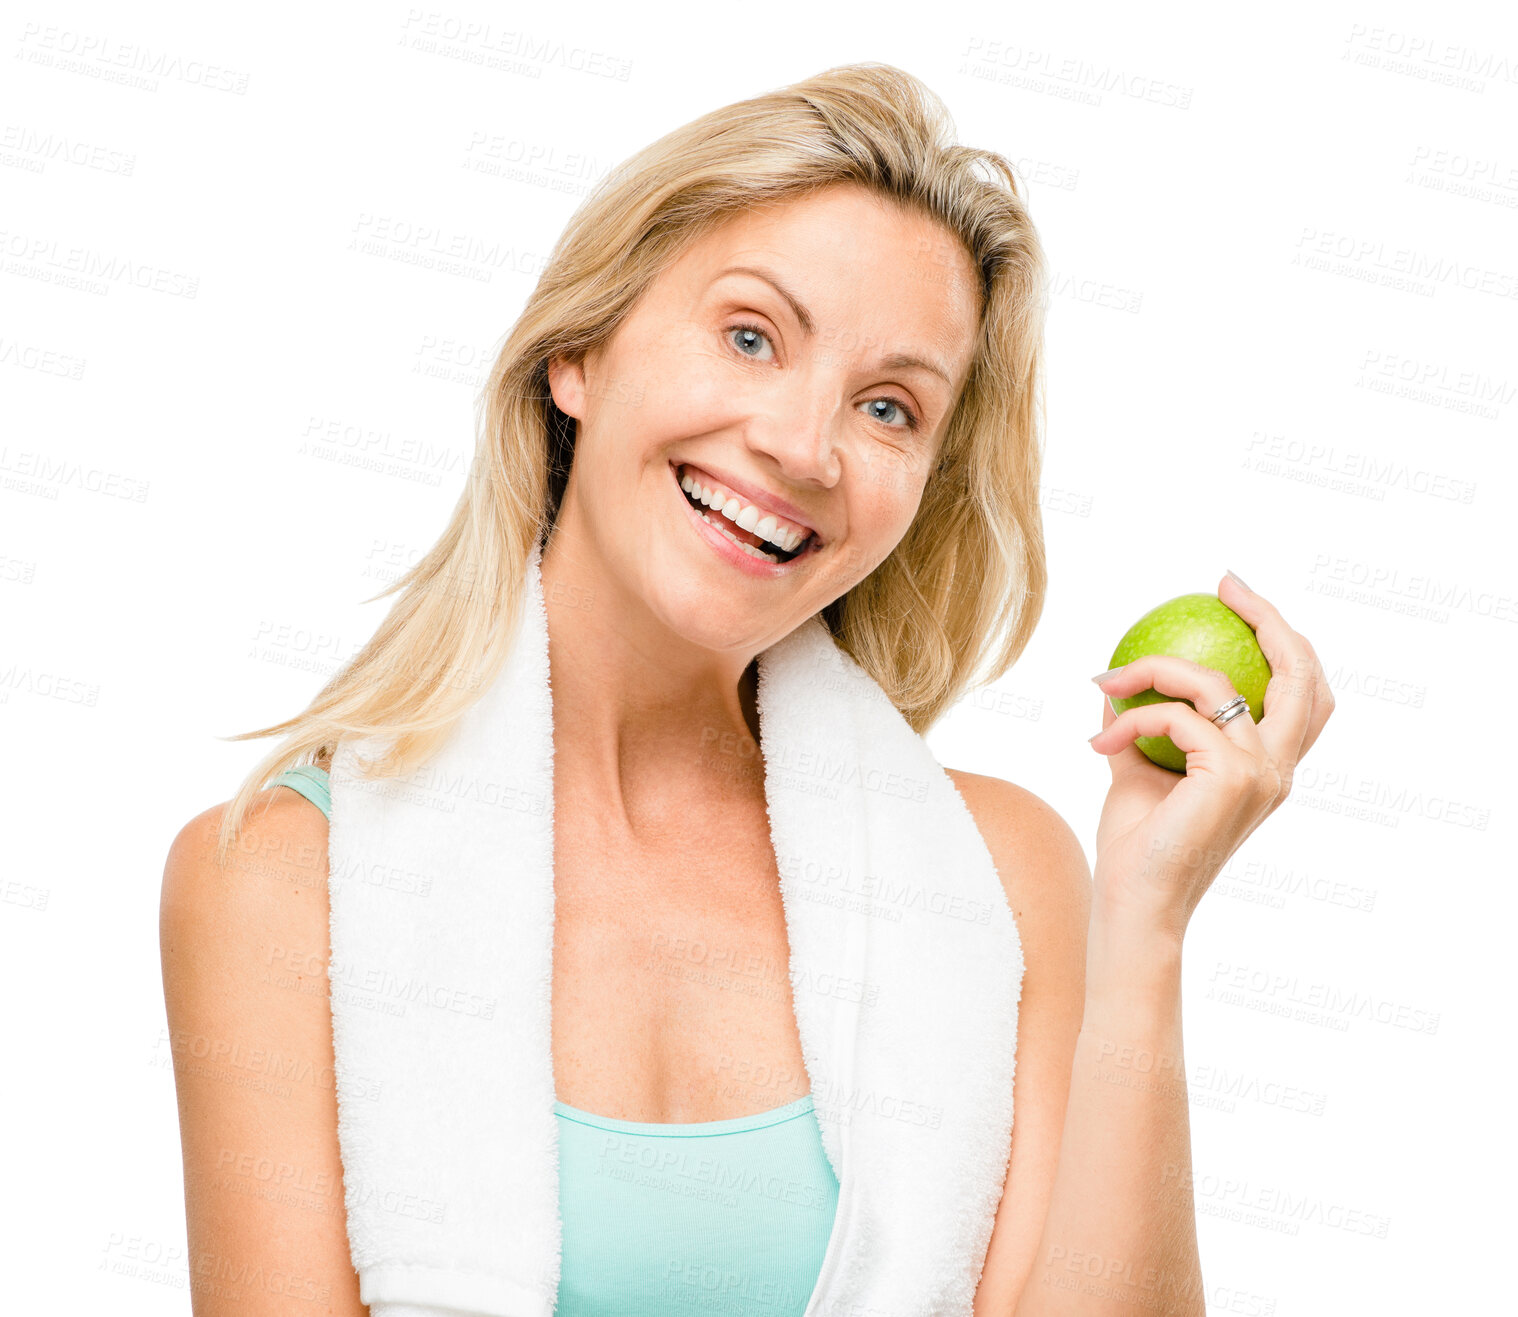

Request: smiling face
left=545, top=181, right=983, bottom=659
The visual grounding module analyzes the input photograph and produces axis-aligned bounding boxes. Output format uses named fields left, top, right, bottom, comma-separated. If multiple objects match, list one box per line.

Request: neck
left=538, top=533, right=765, bottom=834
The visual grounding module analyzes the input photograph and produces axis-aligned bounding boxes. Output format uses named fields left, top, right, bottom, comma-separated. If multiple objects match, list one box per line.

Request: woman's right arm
left=159, top=790, right=368, bottom=1316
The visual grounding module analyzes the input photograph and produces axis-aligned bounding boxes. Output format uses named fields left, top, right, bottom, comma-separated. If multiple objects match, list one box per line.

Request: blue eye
left=727, top=324, right=775, bottom=361
left=859, top=397, right=921, bottom=432
left=726, top=322, right=920, bottom=433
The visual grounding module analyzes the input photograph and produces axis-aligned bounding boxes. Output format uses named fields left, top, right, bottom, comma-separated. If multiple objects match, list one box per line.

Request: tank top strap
left=273, top=763, right=331, bottom=821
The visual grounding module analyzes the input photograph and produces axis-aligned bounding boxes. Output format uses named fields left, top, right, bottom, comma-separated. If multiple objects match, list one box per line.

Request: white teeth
left=677, top=468, right=809, bottom=554
left=699, top=508, right=781, bottom=562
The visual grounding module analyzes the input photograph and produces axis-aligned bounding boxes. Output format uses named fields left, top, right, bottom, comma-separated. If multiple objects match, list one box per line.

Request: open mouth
left=673, top=463, right=814, bottom=565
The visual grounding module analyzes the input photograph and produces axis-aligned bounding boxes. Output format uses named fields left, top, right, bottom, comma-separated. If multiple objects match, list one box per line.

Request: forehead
left=664, top=184, right=983, bottom=364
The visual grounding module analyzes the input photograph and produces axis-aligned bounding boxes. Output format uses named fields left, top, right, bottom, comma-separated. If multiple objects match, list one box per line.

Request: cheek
left=854, top=444, right=932, bottom=517
left=612, top=327, right=737, bottom=435
left=824, top=471, right=927, bottom=581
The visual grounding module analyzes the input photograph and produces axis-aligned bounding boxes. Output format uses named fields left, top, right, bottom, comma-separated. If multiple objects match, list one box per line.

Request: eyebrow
left=716, top=264, right=955, bottom=388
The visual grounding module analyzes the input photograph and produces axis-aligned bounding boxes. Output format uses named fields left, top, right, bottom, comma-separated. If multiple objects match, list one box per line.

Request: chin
left=634, top=545, right=793, bottom=656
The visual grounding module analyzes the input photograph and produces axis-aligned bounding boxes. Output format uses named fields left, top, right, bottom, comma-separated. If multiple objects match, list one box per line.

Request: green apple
left=1105, top=593, right=1271, bottom=772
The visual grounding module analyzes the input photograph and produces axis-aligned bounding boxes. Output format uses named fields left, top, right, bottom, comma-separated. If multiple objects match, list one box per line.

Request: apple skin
left=1105, top=593, right=1271, bottom=772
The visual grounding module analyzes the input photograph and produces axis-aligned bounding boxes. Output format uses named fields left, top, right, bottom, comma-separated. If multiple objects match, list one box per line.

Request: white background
left=3, top=0, right=1513, bottom=1310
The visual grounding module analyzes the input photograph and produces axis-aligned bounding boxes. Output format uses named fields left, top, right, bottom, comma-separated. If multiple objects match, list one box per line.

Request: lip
left=669, top=461, right=816, bottom=579
left=673, top=459, right=822, bottom=542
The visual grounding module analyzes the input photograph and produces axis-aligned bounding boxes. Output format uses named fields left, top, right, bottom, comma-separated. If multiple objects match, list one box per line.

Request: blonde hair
left=215, top=60, right=1049, bottom=865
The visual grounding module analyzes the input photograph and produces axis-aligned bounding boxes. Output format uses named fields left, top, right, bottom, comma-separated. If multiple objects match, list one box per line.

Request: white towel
left=327, top=538, right=1025, bottom=1316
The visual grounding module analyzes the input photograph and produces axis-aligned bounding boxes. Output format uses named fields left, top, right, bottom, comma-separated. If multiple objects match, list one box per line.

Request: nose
left=742, top=377, right=843, bottom=489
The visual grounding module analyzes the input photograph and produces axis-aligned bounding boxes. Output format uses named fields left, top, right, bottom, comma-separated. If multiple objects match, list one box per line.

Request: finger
left=1090, top=697, right=1247, bottom=771
left=1297, top=637, right=1336, bottom=756
left=1284, top=632, right=1336, bottom=757
left=1092, top=679, right=1166, bottom=782
left=1094, top=654, right=1262, bottom=755
left=1217, top=573, right=1317, bottom=763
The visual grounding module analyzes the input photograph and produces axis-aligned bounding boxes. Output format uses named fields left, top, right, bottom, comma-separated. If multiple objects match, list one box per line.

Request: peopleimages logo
left=1206, top=962, right=1440, bottom=1036
left=327, top=957, right=498, bottom=1020
left=397, top=11, right=633, bottom=80
left=15, top=23, right=252, bottom=93
left=0, top=228, right=199, bottom=297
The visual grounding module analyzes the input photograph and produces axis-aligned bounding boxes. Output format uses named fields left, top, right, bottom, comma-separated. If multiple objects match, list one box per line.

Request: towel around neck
left=326, top=539, right=1025, bottom=1316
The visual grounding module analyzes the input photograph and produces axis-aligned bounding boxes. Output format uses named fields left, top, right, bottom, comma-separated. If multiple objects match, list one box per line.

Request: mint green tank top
left=273, top=765, right=840, bottom=1315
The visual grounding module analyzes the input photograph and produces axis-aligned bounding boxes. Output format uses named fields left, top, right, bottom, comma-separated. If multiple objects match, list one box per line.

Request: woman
left=160, top=63, right=1332, bottom=1316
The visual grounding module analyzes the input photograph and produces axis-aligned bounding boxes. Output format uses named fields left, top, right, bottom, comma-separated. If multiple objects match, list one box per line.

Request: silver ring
left=1211, top=694, right=1249, bottom=727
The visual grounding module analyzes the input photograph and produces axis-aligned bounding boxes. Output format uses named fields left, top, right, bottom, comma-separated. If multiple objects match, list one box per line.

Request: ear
left=547, top=353, right=589, bottom=420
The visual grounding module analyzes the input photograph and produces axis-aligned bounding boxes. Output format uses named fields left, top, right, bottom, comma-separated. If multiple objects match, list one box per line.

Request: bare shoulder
left=162, top=787, right=331, bottom=927
left=159, top=789, right=364, bottom=1314
left=160, top=787, right=334, bottom=990
left=944, top=767, right=1093, bottom=932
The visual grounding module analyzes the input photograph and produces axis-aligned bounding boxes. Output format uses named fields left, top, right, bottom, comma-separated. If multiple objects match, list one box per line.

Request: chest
left=549, top=794, right=810, bottom=1124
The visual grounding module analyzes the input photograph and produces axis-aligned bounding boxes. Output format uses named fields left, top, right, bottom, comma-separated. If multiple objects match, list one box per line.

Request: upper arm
left=946, top=770, right=1092, bottom=1317
left=159, top=789, right=367, bottom=1316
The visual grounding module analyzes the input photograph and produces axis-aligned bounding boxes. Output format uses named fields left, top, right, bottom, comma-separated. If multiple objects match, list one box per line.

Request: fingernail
left=1091, top=664, right=1126, bottom=684
left=1226, top=568, right=1251, bottom=591
left=1087, top=731, right=1103, bottom=743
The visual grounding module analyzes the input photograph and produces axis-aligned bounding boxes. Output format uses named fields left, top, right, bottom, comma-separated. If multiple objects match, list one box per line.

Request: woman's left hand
left=1086, top=572, right=1335, bottom=941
